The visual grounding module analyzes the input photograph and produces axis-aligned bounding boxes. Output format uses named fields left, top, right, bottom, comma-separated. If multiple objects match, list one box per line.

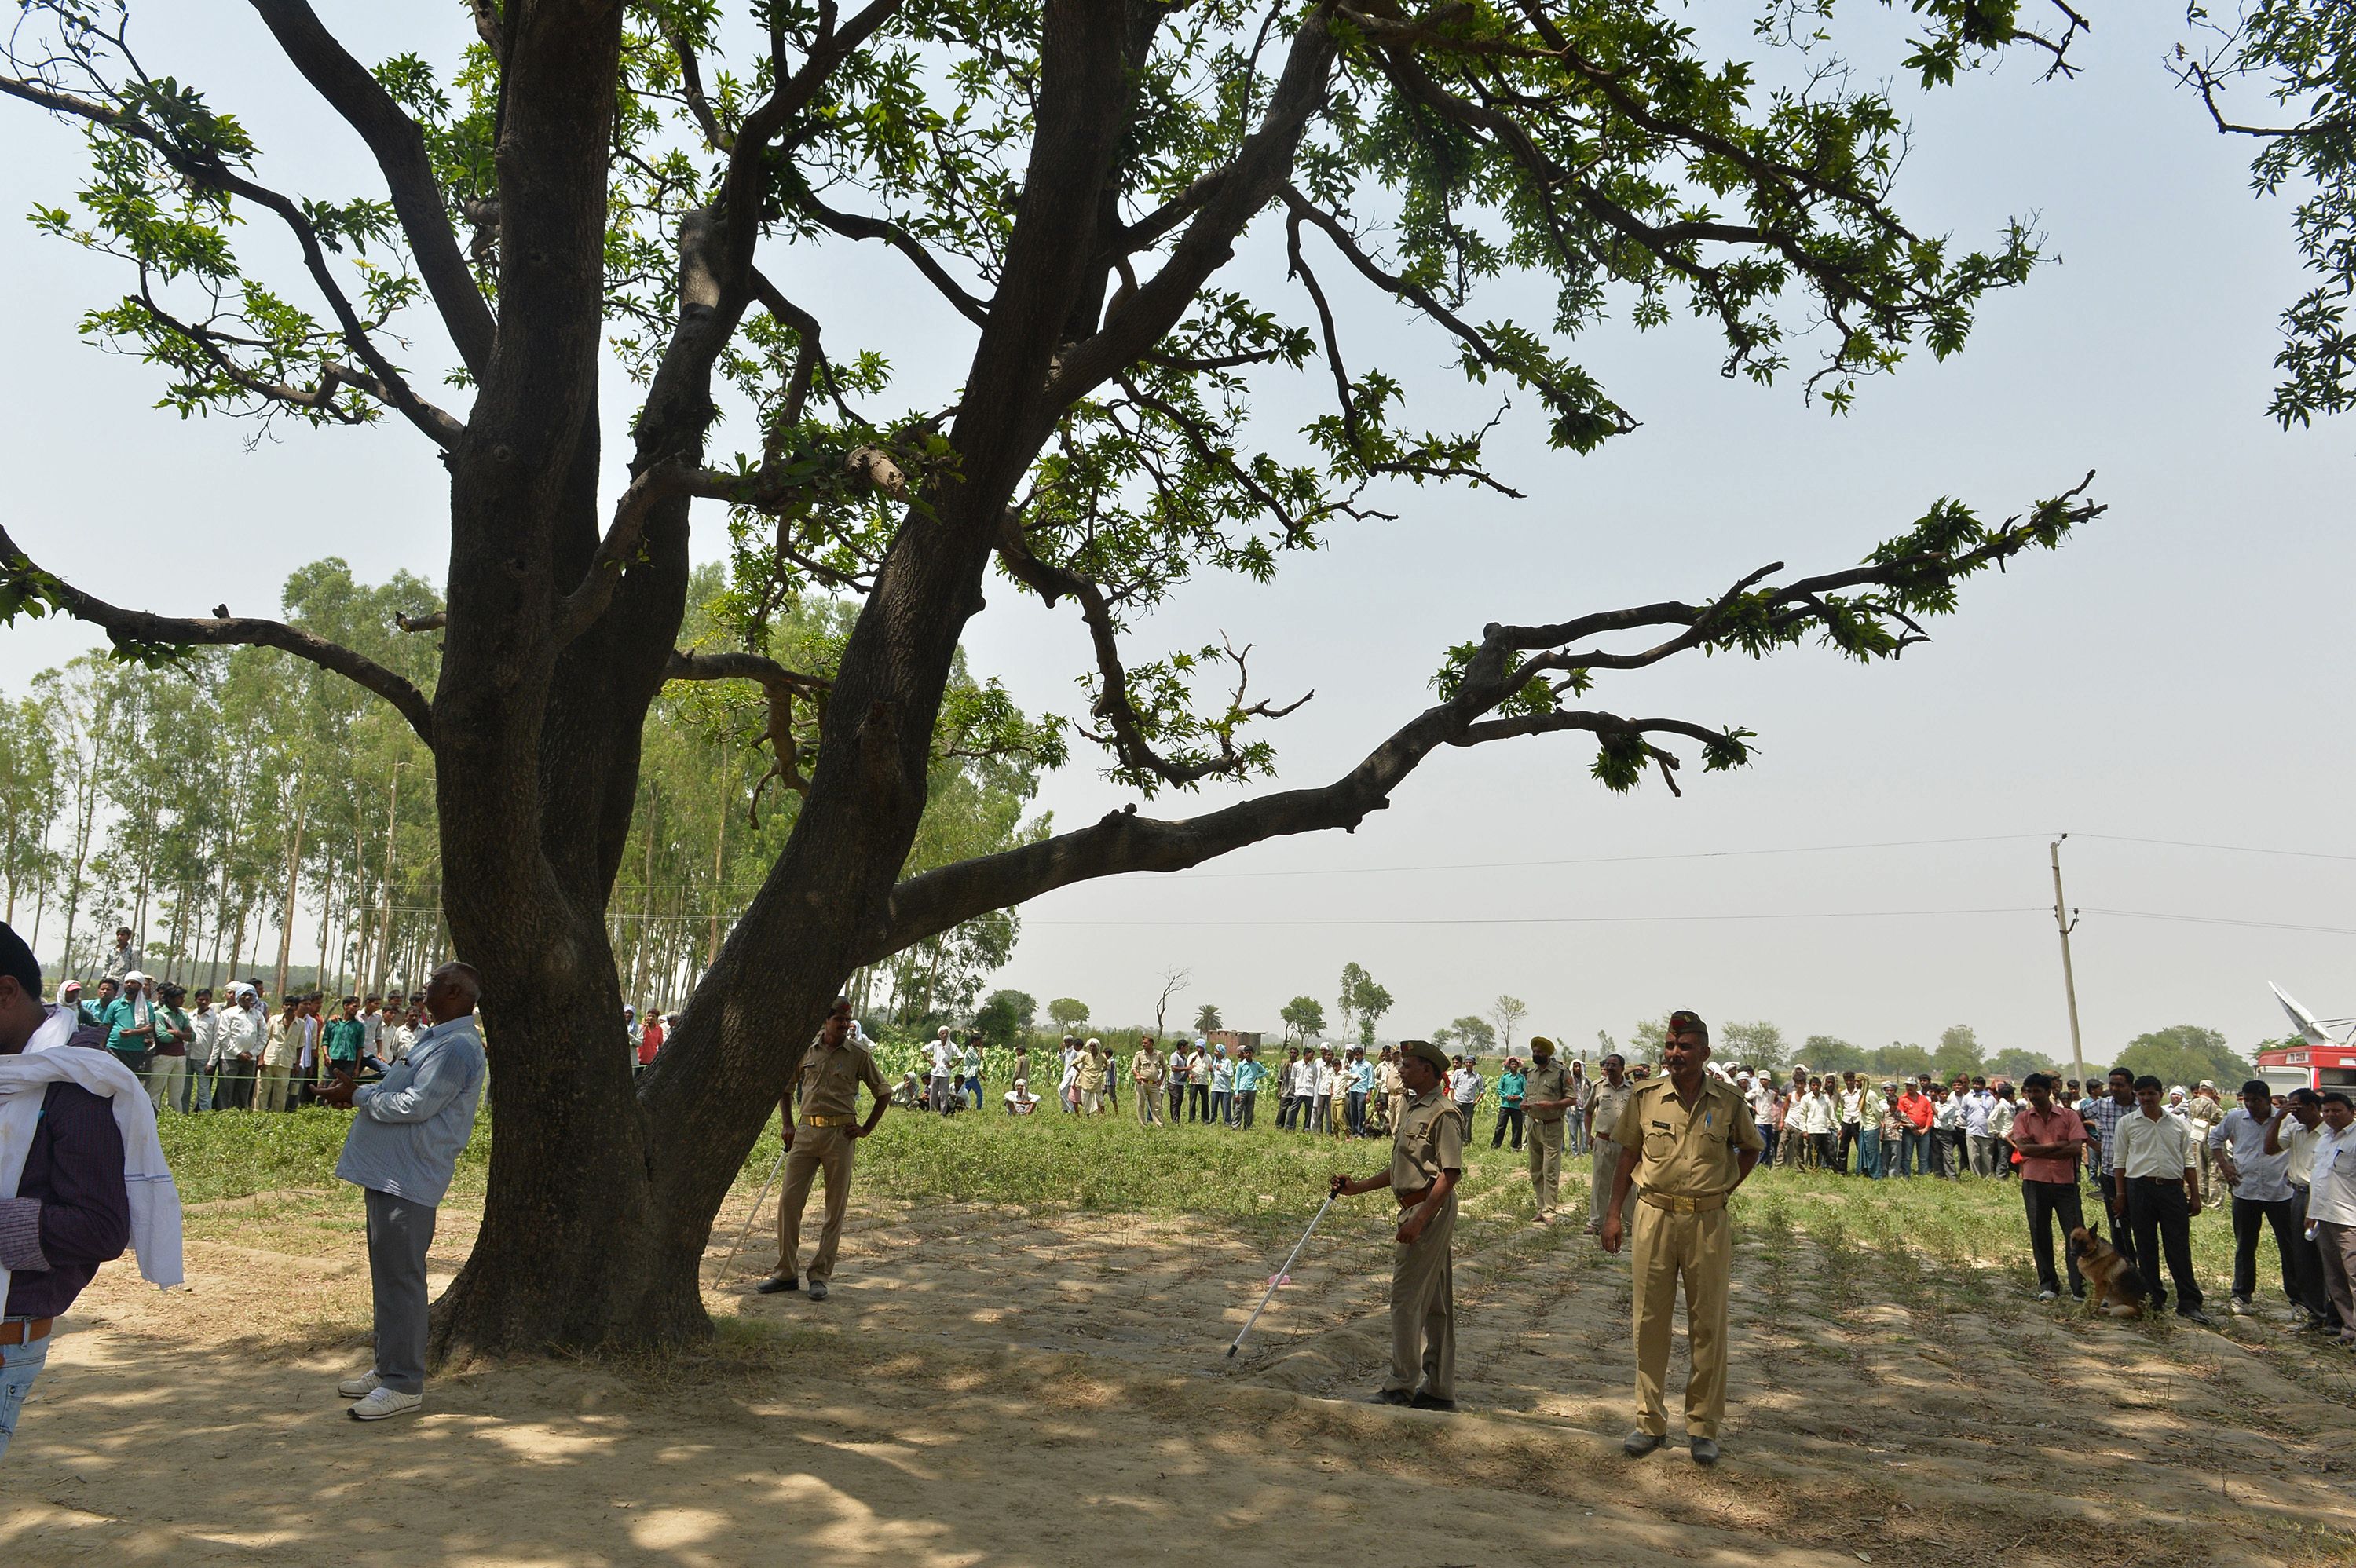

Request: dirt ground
left=3, top=1173, right=2352, bottom=1568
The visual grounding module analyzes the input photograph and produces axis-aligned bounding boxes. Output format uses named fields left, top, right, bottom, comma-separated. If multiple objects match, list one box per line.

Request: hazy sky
left=2, top=5, right=2349, bottom=1062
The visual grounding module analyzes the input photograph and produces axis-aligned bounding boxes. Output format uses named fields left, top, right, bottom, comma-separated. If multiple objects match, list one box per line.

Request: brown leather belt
left=0, top=1318, right=54, bottom=1347
left=1392, top=1182, right=1437, bottom=1209
left=1641, top=1190, right=1728, bottom=1214
left=801, top=1114, right=857, bottom=1128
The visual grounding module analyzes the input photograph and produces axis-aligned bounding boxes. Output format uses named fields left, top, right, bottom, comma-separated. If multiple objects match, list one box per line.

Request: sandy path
left=2, top=1184, right=2350, bottom=1567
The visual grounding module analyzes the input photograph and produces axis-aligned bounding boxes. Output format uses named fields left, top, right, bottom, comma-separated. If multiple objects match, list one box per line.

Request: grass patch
left=159, top=1102, right=491, bottom=1205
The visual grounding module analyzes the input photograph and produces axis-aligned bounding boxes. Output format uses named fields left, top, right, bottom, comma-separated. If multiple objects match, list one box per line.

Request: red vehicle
left=2264, top=984, right=2356, bottom=1095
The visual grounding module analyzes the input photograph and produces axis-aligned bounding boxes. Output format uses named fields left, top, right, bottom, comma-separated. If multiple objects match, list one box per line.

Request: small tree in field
left=1048, top=997, right=1092, bottom=1035
left=1279, top=995, right=1325, bottom=1045
left=0, top=0, right=2099, bottom=1351
left=1194, top=1002, right=1223, bottom=1033
left=1490, top=995, right=1527, bottom=1054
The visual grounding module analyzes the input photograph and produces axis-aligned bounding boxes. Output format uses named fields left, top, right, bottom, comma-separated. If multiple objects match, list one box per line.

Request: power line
left=2076, top=833, right=2356, bottom=864
left=2086, top=907, right=2356, bottom=938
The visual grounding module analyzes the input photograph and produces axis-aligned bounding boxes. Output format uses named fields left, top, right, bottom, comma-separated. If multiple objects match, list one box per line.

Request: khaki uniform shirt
left=1389, top=1087, right=1465, bottom=1196
left=1591, top=1078, right=1636, bottom=1143
left=1624, top=1076, right=1765, bottom=1197
left=1524, top=1058, right=1573, bottom=1121
left=1131, top=1050, right=1164, bottom=1086
left=796, top=1034, right=890, bottom=1121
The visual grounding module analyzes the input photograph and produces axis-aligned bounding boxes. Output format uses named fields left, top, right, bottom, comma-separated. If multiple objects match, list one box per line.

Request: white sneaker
left=338, top=1369, right=382, bottom=1398
left=348, top=1386, right=422, bottom=1421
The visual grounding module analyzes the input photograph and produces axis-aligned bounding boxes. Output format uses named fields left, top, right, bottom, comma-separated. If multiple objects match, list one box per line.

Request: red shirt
left=2008, top=1103, right=2087, bottom=1184
left=638, top=1018, right=664, bottom=1066
left=1897, top=1091, right=1934, bottom=1130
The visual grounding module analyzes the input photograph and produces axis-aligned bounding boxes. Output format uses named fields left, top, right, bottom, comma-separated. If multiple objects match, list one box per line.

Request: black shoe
left=755, top=1274, right=799, bottom=1295
left=1370, top=1388, right=1414, bottom=1406
left=2178, top=1307, right=2214, bottom=1327
left=1688, top=1437, right=1721, bottom=1465
left=1410, top=1392, right=1457, bottom=1412
left=808, top=1279, right=831, bottom=1301
left=1624, top=1429, right=1663, bottom=1457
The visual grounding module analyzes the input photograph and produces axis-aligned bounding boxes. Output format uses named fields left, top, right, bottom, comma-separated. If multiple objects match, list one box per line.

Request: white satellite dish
left=2270, top=981, right=2352, bottom=1047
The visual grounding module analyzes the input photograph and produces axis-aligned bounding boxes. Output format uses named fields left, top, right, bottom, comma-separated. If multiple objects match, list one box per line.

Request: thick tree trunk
left=423, top=0, right=1156, bottom=1354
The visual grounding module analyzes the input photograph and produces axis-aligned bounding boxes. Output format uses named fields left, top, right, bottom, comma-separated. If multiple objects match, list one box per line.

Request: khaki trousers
left=1137, top=1085, right=1163, bottom=1126
left=1590, top=1139, right=1635, bottom=1230
left=1527, top=1116, right=1565, bottom=1216
left=1388, top=1092, right=1407, bottom=1132
left=254, top=1062, right=293, bottom=1113
left=1631, top=1201, right=1733, bottom=1439
left=1385, top=1192, right=1456, bottom=1401
left=776, top=1124, right=857, bottom=1283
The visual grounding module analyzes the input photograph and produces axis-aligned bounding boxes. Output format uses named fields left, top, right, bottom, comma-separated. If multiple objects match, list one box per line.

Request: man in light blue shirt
left=2210, top=1079, right=2324, bottom=1321
left=1963, top=1079, right=1999, bottom=1177
left=319, top=963, right=486, bottom=1423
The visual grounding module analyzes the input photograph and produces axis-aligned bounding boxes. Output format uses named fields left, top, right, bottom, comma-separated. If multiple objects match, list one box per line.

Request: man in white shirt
left=216, top=984, right=267, bottom=1110
left=2109, top=1073, right=2211, bottom=1324
left=185, top=989, right=221, bottom=1112
left=2209, top=1079, right=2321, bottom=1320
left=2304, top=1091, right=2356, bottom=1346
left=928, top=1027, right=958, bottom=1115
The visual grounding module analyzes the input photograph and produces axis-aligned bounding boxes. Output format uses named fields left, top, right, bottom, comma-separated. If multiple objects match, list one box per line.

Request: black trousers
left=1811, top=1131, right=1838, bottom=1170
left=2022, top=1179, right=2085, bottom=1294
left=2124, top=1176, right=2202, bottom=1313
left=2231, top=1192, right=2322, bottom=1311
left=1187, top=1083, right=1209, bottom=1120
left=1837, top=1122, right=1860, bottom=1173
left=2095, top=1171, right=2138, bottom=1264
left=1491, top=1106, right=1524, bottom=1149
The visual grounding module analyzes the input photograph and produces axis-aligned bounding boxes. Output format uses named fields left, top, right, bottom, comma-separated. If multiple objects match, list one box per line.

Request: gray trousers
left=364, top=1187, right=437, bottom=1395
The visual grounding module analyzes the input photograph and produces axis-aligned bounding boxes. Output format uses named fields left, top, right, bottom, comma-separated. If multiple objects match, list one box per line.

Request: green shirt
left=101, top=995, right=158, bottom=1055
left=324, top=1016, right=369, bottom=1062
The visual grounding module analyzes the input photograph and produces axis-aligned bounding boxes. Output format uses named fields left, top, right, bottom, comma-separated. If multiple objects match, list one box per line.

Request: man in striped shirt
left=2081, top=1067, right=2139, bottom=1268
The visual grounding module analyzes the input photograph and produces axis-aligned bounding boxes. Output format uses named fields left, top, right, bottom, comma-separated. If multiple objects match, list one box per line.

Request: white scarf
left=0, top=1007, right=185, bottom=1307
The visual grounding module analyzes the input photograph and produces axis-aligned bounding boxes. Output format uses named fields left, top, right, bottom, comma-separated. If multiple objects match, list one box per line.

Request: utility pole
left=2049, top=835, right=2085, bottom=1083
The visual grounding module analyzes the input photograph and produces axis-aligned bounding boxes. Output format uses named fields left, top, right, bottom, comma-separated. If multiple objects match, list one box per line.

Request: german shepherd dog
left=2069, top=1224, right=2146, bottom=1319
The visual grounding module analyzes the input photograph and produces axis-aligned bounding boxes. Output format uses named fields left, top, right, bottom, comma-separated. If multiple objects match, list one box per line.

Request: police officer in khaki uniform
left=1522, top=1036, right=1575, bottom=1223
left=1586, top=1052, right=1637, bottom=1236
left=1331, top=1039, right=1463, bottom=1410
left=760, top=998, right=891, bottom=1302
left=1601, top=1011, right=1762, bottom=1465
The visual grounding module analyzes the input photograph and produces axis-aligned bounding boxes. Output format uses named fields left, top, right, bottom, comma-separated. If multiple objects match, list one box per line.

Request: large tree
left=0, top=0, right=2102, bottom=1351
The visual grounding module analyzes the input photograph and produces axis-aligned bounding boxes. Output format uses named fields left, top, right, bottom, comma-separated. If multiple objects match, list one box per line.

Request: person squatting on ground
left=1330, top=1038, right=1462, bottom=1412
left=759, top=999, right=891, bottom=1303
left=317, top=963, right=488, bottom=1421
left=0, top=921, right=184, bottom=1463
left=1601, top=1011, right=1763, bottom=1467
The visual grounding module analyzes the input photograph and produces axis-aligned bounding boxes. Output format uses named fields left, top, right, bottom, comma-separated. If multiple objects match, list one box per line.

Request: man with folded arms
left=317, top=963, right=488, bottom=1420
left=2010, top=1073, right=2088, bottom=1301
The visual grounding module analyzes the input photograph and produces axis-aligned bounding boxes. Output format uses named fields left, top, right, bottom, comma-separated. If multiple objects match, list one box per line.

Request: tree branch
left=246, top=0, right=498, bottom=377
left=665, top=649, right=832, bottom=821
left=788, top=188, right=992, bottom=327
left=0, top=523, right=434, bottom=742
left=0, top=74, right=467, bottom=449
left=876, top=474, right=2106, bottom=950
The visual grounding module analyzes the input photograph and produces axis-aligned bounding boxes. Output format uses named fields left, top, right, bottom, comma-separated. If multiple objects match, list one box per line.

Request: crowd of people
left=55, top=929, right=434, bottom=1114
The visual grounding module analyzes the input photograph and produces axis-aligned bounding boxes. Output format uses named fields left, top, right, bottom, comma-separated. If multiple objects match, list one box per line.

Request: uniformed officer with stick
left=1600, top=1010, right=1762, bottom=1465
left=1330, top=1039, right=1463, bottom=1410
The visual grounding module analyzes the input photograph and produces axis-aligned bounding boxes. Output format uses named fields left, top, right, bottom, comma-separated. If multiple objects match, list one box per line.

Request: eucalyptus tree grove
left=2, top=0, right=2104, bottom=1351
